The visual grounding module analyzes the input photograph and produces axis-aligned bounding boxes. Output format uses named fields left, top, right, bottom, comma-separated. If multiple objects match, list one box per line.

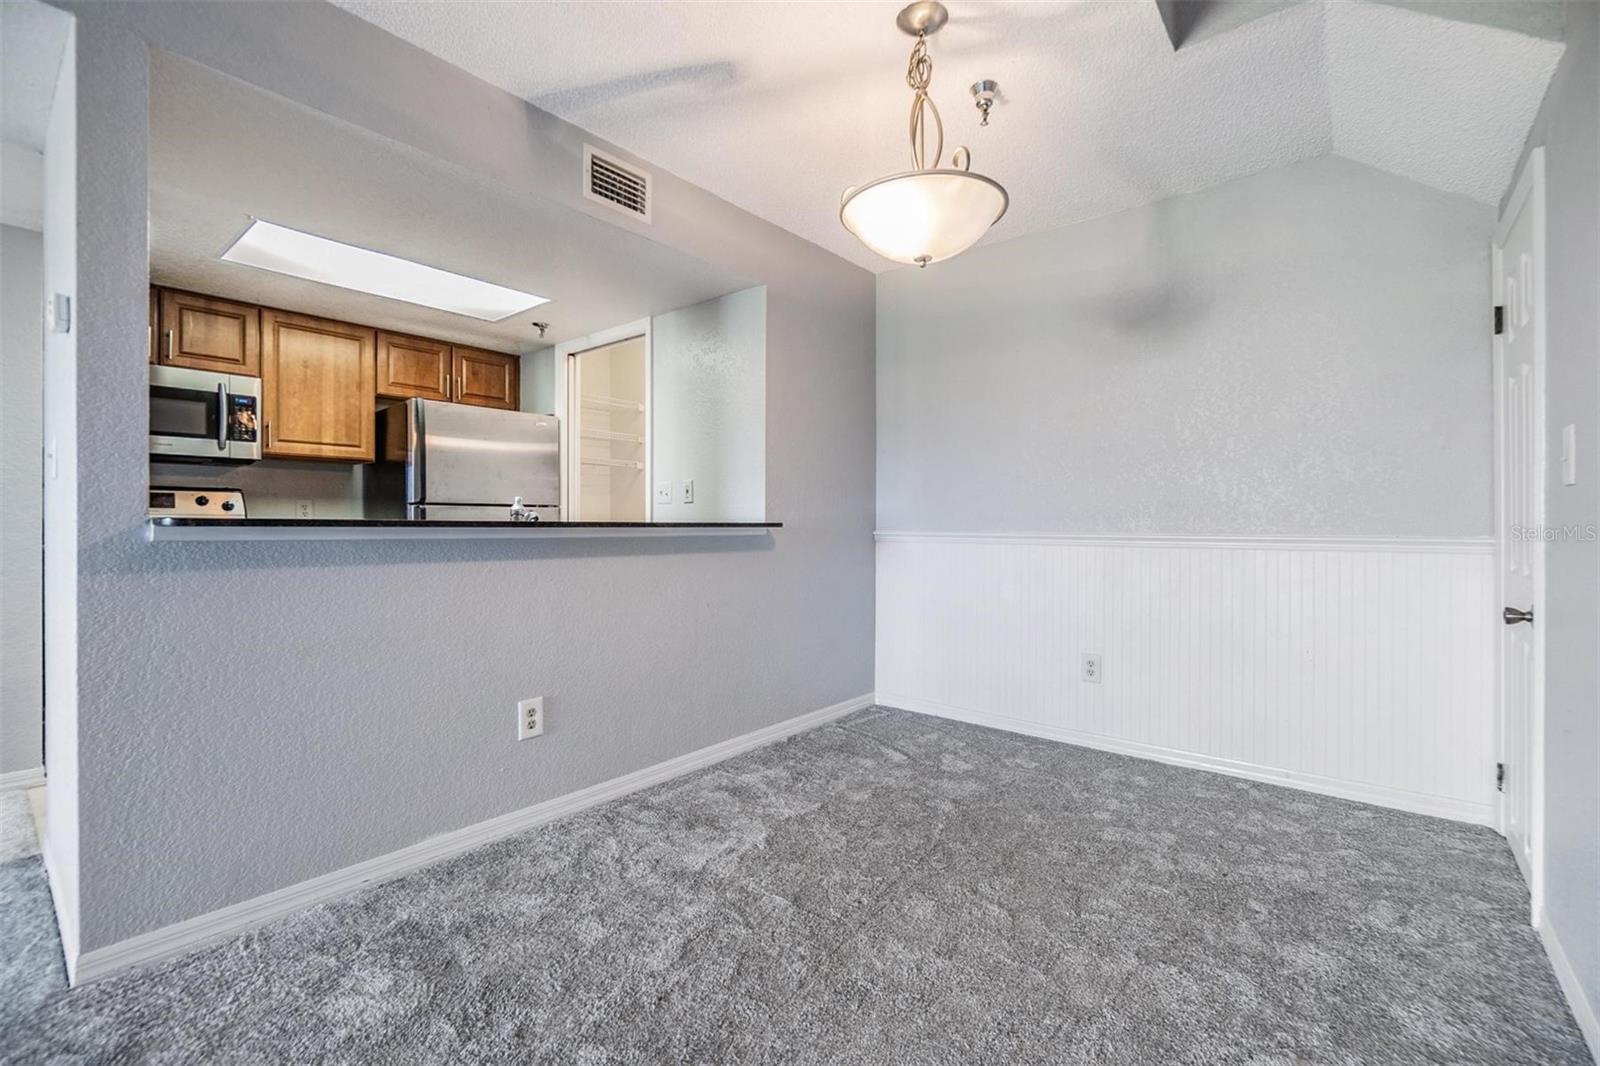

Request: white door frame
left=1492, top=146, right=1546, bottom=923
left=553, top=318, right=652, bottom=522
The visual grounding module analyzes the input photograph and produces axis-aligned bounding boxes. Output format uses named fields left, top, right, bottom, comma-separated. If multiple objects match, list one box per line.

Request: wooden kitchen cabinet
left=261, top=309, right=376, bottom=462
left=376, top=331, right=452, bottom=402
left=157, top=288, right=261, bottom=376
left=451, top=346, right=519, bottom=410
left=151, top=284, right=516, bottom=463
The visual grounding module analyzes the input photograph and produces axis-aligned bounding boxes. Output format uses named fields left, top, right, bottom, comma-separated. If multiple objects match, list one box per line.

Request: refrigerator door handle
left=410, top=398, right=426, bottom=505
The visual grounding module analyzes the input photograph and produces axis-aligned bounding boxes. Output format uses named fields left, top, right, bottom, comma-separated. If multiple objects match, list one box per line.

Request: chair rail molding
left=874, top=530, right=1495, bottom=553
left=875, top=531, right=1496, bottom=824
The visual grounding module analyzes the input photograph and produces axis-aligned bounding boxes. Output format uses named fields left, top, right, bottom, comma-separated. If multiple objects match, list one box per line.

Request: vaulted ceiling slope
left=0, top=0, right=70, bottom=152
left=0, top=0, right=71, bottom=230
left=334, top=0, right=1563, bottom=272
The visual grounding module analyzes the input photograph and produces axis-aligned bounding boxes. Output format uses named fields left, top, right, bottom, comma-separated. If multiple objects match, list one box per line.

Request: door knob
left=1503, top=607, right=1534, bottom=625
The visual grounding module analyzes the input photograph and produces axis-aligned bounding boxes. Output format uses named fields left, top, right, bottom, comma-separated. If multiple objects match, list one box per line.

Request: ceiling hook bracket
left=971, top=80, right=998, bottom=127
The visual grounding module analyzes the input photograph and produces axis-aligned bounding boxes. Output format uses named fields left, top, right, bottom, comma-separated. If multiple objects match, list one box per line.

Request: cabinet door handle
left=165, top=329, right=175, bottom=360
left=264, top=420, right=272, bottom=448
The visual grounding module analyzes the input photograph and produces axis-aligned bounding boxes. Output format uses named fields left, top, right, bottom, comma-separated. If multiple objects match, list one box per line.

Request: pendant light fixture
left=840, top=1, right=1008, bottom=268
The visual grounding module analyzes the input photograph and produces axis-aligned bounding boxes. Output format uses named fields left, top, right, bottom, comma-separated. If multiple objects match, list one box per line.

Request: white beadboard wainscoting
left=876, top=532, right=1498, bottom=824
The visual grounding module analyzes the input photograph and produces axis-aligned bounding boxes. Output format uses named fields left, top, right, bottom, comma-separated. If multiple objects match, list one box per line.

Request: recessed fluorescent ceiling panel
left=220, top=220, right=548, bottom=321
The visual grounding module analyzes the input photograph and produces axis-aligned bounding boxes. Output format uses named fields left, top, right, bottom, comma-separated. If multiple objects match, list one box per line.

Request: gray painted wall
left=0, top=224, right=43, bottom=775
left=52, top=0, right=873, bottom=953
left=1507, top=0, right=1600, bottom=1032
left=877, top=154, right=1495, bottom=537
left=652, top=287, right=767, bottom=523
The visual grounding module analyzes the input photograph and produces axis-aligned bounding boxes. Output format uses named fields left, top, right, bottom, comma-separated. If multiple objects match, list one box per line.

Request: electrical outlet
left=655, top=481, right=673, bottom=505
left=680, top=478, right=695, bottom=504
left=1081, top=653, right=1102, bottom=684
left=295, top=500, right=315, bottom=519
left=517, top=697, right=544, bottom=740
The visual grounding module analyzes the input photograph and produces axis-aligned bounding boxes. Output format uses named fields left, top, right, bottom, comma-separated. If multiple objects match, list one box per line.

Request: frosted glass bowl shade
left=840, top=169, right=1008, bottom=266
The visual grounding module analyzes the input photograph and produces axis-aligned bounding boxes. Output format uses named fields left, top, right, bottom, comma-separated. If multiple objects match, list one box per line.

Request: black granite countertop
left=149, top=517, right=780, bottom=528
left=145, top=516, right=781, bottom=540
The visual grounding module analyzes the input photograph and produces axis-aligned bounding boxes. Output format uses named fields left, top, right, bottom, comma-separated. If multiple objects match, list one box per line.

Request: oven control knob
left=195, top=495, right=210, bottom=507
left=220, top=500, right=235, bottom=512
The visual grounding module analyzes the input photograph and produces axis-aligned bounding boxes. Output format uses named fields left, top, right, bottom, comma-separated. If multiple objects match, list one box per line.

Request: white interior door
left=1493, top=148, right=1545, bottom=920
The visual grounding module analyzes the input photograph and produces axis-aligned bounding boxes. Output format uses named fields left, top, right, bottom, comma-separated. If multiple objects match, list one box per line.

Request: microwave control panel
left=148, top=488, right=247, bottom=518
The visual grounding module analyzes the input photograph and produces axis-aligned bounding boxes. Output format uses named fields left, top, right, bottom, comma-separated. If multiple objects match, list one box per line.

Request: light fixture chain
left=905, top=34, right=943, bottom=171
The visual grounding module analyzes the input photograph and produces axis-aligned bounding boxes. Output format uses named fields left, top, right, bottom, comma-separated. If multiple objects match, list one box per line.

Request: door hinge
left=1494, top=305, right=1505, bottom=336
left=1496, top=762, right=1506, bottom=792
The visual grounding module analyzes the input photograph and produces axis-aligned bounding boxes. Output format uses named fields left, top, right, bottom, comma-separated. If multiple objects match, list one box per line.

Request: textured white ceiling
left=1326, top=1, right=1562, bottom=202
left=149, top=55, right=752, bottom=351
left=332, top=0, right=1562, bottom=272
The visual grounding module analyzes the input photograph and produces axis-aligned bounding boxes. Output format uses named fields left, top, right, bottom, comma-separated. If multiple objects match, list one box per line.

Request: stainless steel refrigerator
left=369, top=399, right=560, bottom=521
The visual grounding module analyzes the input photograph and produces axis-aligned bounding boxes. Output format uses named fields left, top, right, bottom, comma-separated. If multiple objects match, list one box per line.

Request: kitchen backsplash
left=149, top=460, right=366, bottom=519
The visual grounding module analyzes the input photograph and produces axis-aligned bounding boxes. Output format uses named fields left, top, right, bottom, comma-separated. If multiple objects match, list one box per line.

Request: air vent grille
left=584, top=146, right=651, bottom=222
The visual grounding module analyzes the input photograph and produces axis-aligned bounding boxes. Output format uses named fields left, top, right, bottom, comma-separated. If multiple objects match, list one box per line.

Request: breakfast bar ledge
left=146, top=518, right=781, bottom=541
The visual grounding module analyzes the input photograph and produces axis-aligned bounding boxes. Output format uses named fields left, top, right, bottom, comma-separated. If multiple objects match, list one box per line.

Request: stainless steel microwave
left=149, top=364, right=261, bottom=463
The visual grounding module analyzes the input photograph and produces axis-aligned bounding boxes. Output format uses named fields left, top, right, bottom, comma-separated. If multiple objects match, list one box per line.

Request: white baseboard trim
left=74, top=692, right=874, bottom=986
left=1539, top=914, right=1600, bottom=1063
left=40, top=835, right=80, bottom=985
left=883, top=694, right=1495, bottom=826
left=0, top=766, right=44, bottom=792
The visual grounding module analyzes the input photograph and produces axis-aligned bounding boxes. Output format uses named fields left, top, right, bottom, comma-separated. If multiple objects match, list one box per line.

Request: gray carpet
left=2, top=707, right=1588, bottom=1064
left=0, top=790, right=67, bottom=1034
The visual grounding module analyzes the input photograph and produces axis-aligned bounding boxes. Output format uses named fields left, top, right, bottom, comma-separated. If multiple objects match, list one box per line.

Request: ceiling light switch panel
left=680, top=479, right=694, bottom=504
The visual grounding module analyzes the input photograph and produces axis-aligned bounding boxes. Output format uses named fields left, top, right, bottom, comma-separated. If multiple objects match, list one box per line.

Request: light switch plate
left=655, top=481, right=673, bottom=505
left=46, top=293, right=70, bottom=334
left=1561, top=424, right=1577, bottom=486
left=680, top=479, right=695, bottom=505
